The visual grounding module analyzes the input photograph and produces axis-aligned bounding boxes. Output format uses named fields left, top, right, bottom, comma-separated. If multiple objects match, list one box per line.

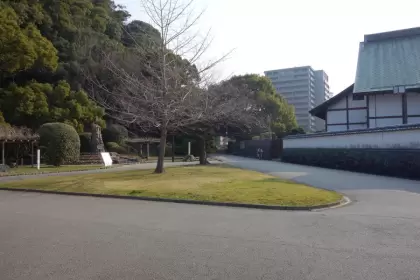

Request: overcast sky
left=115, top=0, right=420, bottom=94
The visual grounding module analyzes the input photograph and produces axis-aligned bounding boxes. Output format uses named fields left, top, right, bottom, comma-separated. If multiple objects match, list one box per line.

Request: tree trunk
left=154, top=128, right=167, bottom=173
left=199, top=138, right=207, bottom=165
left=171, top=135, right=175, bottom=162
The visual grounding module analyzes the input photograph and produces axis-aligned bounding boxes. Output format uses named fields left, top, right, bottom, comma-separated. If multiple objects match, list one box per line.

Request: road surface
left=1, top=155, right=420, bottom=280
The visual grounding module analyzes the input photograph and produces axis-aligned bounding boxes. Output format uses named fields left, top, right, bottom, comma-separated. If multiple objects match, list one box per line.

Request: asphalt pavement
left=1, top=155, right=420, bottom=280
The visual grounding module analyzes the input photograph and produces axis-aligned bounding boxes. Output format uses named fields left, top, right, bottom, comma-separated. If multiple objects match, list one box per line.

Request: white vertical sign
left=100, top=152, right=113, bottom=167
left=37, top=149, right=40, bottom=170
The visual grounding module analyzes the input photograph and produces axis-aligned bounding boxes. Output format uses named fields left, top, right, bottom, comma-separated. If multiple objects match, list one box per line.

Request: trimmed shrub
left=102, top=124, right=128, bottom=145
left=39, top=123, right=80, bottom=166
left=105, top=142, right=127, bottom=154
left=79, top=133, right=92, bottom=153
left=281, top=148, right=420, bottom=180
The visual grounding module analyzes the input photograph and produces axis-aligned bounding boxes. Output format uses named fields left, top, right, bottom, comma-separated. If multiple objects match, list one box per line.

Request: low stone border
left=0, top=188, right=346, bottom=211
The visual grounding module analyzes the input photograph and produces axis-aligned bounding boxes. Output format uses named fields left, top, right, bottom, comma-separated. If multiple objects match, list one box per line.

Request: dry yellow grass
left=1, top=165, right=342, bottom=207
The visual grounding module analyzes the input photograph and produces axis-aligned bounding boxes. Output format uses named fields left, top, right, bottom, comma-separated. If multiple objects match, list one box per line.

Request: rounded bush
left=105, top=142, right=127, bottom=154
left=38, top=123, right=81, bottom=166
left=102, top=124, right=128, bottom=145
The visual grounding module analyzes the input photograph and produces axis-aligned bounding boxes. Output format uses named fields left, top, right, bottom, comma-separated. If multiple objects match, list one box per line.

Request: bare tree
left=86, top=0, right=263, bottom=173
left=178, top=81, right=266, bottom=164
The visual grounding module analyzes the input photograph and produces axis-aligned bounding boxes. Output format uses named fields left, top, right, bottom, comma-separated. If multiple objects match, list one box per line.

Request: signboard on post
left=100, top=152, right=113, bottom=167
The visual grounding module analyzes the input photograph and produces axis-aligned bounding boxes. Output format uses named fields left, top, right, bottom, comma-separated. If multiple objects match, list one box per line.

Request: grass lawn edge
left=0, top=187, right=345, bottom=211
left=0, top=165, right=120, bottom=177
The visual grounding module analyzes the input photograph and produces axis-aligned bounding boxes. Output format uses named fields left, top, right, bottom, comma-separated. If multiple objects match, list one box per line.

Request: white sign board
left=100, top=152, right=113, bottom=167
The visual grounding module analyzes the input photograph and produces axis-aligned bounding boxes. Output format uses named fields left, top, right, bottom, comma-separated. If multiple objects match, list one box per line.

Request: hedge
left=281, top=148, right=420, bottom=180
left=39, top=123, right=80, bottom=166
left=106, top=142, right=127, bottom=154
left=102, top=124, right=128, bottom=145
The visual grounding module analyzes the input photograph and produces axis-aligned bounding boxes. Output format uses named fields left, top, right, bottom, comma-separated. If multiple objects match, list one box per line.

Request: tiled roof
left=354, top=27, right=420, bottom=93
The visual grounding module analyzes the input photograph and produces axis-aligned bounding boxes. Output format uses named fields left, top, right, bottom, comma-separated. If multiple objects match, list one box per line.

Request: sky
left=115, top=0, right=420, bottom=94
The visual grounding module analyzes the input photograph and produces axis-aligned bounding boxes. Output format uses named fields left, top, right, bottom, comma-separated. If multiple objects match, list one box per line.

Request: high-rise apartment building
left=313, top=70, right=333, bottom=131
left=264, top=66, right=331, bottom=132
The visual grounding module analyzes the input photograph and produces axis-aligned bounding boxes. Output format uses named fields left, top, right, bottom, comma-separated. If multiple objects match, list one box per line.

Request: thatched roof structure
left=0, top=125, right=39, bottom=142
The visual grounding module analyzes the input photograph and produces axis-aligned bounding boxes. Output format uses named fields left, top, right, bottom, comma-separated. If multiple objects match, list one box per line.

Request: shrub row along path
left=1, top=155, right=420, bottom=280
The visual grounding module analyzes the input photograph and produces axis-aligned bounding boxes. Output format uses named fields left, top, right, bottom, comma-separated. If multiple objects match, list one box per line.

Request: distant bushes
left=281, top=148, right=420, bottom=179
left=105, top=142, right=127, bottom=154
left=39, top=123, right=80, bottom=166
left=102, top=124, right=128, bottom=145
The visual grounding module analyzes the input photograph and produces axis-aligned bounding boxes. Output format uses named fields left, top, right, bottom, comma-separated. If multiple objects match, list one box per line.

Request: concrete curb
left=0, top=188, right=347, bottom=211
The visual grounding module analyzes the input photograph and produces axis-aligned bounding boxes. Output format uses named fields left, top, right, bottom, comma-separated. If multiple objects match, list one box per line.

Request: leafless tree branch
left=85, top=0, right=263, bottom=173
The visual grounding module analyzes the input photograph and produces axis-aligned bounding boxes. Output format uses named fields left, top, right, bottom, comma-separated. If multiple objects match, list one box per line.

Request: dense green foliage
left=38, top=123, right=81, bottom=166
left=0, top=80, right=104, bottom=131
left=0, top=0, right=298, bottom=170
left=102, top=124, right=128, bottom=145
left=222, top=74, right=299, bottom=137
left=282, top=148, right=420, bottom=179
left=105, top=142, right=127, bottom=154
left=0, top=4, right=58, bottom=74
left=0, top=0, right=145, bottom=131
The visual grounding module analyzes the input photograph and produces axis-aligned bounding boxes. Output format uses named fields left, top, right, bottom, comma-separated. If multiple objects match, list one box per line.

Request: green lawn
left=0, top=165, right=342, bottom=207
left=0, top=165, right=106, bottom=177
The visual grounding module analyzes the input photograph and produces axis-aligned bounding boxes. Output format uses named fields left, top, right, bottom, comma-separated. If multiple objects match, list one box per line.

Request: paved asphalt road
left=1, top=155, right=420, bottom=280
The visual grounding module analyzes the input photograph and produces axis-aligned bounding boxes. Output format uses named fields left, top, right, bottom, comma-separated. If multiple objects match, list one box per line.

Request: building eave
left=309, top=84, right=354, bottom=120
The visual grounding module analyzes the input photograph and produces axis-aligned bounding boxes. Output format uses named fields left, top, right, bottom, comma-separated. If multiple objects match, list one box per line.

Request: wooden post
left=172, top=135, right=175, bottom=162
left=146, top=143, right=150, bottom=160
left=1, top=141, right=4, bottom=165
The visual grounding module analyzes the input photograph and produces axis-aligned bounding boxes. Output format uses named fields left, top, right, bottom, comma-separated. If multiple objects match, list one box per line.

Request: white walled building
left=310, top=27, right=420, bottom=133
left=284, top=26, right=420, bottom=149
left=310, top=84, right=420, bottom=132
